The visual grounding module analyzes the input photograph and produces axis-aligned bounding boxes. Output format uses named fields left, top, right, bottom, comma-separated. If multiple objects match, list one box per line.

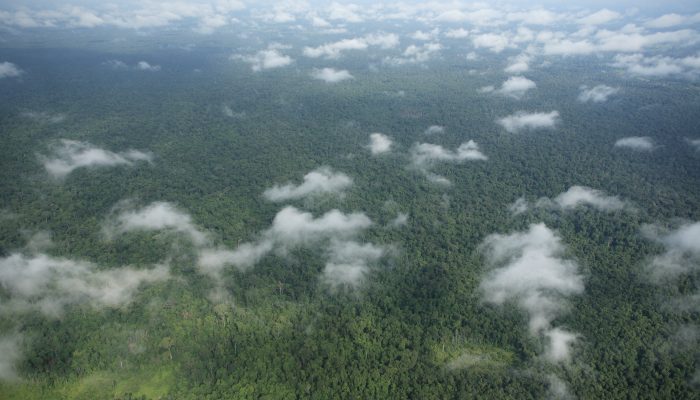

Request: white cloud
left=506, top=9, right=560, bottom=26
left=445, top=28, right=469, bottom=39
left=548, top=186, right=628, bottom=211
left=304, top=38, right=368, bottom=58
left=263, top=167, right=352, bottom=201
left=614, top=136, right=655, bottom=151
left=411, top=141, right=487, bottom=169
left=311, top=67, right=354, bottom=83
left=322, top=240, right=385, bottom=288
left=197, top=206, right=376, bottom=275
left=39, top=139, right=153, bottom=179
left=495, top=76, right=536, bottom=99
left=386, top=42, right=442, bottom=65
left=688, top=138, right=700, bottom=151
left=0, top=252, right=168, bottom=317
left=389, top=212, right=409, bottom=227
left=472, top=33, right=511, bottom=53
left=496, top=111, right=559, bottom=133
left=646, top=13, right=700, bottom=29
left=434, top=8, right=503, bottom=26
left=513, top=186, right=630, bottom=214
left=542, top=29, right=700, bottom=56
left=424, top=125, right=445, bottom=135
left=578, top=85, right=619, bottom=102
left=326, top=2, right=363, bottom=23
left=104, top=60, right=161, bottom=71
left=368, top=133, right=393, bottom=155
left=303, top=33, right=398, bottom=59
left=20, top=111, right=66, bottom=123
left=411, top=28, right=439, bottom=41
left=544, top=328, right=579, bottom=363
left=611, top=53, right=700, bottom=77
left=0, top=334, right=21, bottom=381
left=578, top=9, right=621, bottom=26
left=0, top=62, right=23, bottom=79
left=509, top=197, right=529, bottom=215
left=504, top=54, right=531, bottom=74
left=548, top=374, right=574, bottom=400
left=136, top=61, right=161, bottom=71
left=643, top=222, right=700, bottom=280
left=104, top=201, right=209, bottom=246
left=104, top=59, right=129, bottom=69
left=479, top=224, right=583, bottom=364
left=232, top=48, right=293, bottom=71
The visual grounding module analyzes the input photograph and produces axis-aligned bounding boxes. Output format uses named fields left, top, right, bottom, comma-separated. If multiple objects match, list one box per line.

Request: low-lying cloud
left=511, top=186, right=630, bottom=214
left=21, top=111, right=66, bottom=124
left=489, top=76, right=537, bottom=99
left=311, top=68, right=353, bottom=83
left=614, top=136, right=655, bottom=151
left=263, top=167, right=352, bottom=201
left=0, top=62, right=23, bottom=79
left=424, top=125, right=445, bottom=135
left=39, top=139, right=153, bottom=179
left=410, top=141, right=486, bottom=185
left=578, top=85, right=619, bottom=102
left=197, top=206, right=383, bottom=288
left=497, top=111, right=559, bottom=133
left=105, top=60, right=161, bottom=71
left=643, top=221, right=700, bottom=281
left=0, top=250, right=169, bottom=317
left=303, top=33, right=399, bottom=59
left=232, top=48, right=293, bottom=71
left=368, top=133, right=393, bottom=155
left=479, top=223, right=584, bottom=363
left=411, top=141, right=487, bottom=168
left=104, top=201, right=209, bottom=246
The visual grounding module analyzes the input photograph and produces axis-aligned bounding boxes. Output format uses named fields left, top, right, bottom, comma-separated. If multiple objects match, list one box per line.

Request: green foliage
left=1, top=42, right=699, bottom=399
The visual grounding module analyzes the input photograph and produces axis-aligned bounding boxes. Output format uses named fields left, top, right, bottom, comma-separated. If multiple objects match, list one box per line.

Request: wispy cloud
left=303, top=33, right=399, bottom=59
left=263, top=167, right=352, bottom=201
left=410, top=141, right=486, bottom=184
left=104, top=59, right=161, bottom=71
left=232, top=48, right=293, bottom=71
left=197, top=206, right=381, bottom=288
left=104, top=201, right=209, bottom=246
left=445, top=28, right=469, bottom=38
left=645, top=13, right=700, bottom=29
left=0, top=249, right=168, bottom=317
left=504, top=54, right=531, bottom=74
left=577, top=9, right=621, bottom=26
left=614, top=136, right=655, bottom=151
left=0, top=334, right=21, bottom=381
left=611, top=53, right=700, bottom=77
left=411, top=141, right=487, bottom=168
left=490, top=76, right=537, bottom=99
left=497, top=111, right=559, bottom=133
left=39, top=139, right=153, bottom=179
left=643, top=222, right=700, bottom=281
left=424, top=125, right=445, bottom=135
left=20, top=111, right=66, bottom=123
left=472, top=33, right=512, bottom=53
left=511, top=186, right=630, bottom=214
left=578, top=85, right=619, bottom=102
left=135, top=61, right=161, bottom=71
left=0, top=61, right=22, bottom=79
left=311, top=67, right=353, bottom=83
left=368, top=133, right=393, bottom=155
left=479, top=223, right=584, bottom=363
left=386, top=42, right=442, bottom=65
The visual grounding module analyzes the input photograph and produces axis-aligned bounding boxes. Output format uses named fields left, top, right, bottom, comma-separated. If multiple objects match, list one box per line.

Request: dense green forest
left=1, top=2, right=700, bottom=399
